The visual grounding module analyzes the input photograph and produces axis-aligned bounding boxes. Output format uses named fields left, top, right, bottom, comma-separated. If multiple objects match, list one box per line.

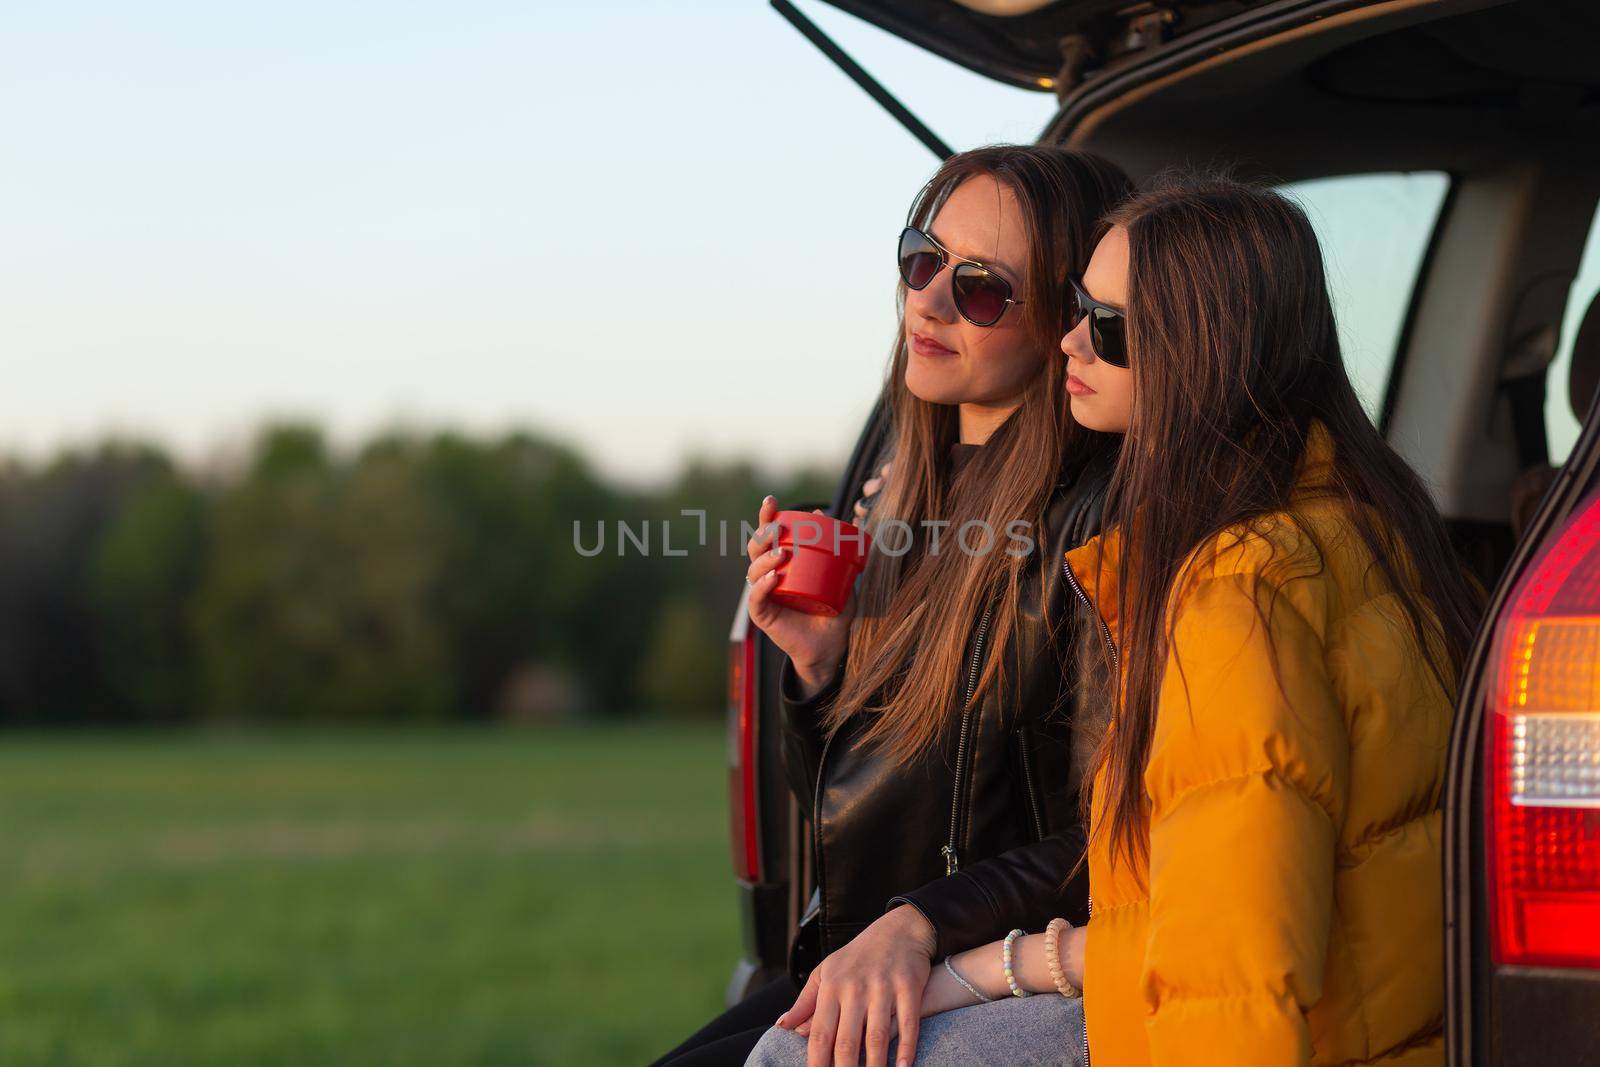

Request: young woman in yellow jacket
left=750, top=177, right=1482, bottom=1067
left=1049, top=177, right=1487, bottom=1066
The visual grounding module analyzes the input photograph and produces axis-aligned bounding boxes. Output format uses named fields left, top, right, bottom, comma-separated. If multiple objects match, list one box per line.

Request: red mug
left=767, top=511, right=872, bottom=617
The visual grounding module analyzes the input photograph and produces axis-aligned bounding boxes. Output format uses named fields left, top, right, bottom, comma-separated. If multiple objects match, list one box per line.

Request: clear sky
left=1, top=0, right=1055, bottom=484
left=6, top=1, right=1594, bottom=484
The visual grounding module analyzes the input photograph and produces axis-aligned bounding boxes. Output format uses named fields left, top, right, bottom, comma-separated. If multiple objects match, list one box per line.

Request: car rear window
left=1545, top=211, right=1600, bottom=466
left=1281, top=172, right=1452, bottom=424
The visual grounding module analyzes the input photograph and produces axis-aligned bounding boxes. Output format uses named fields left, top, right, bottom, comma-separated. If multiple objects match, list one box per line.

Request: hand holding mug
left=745, top=496, right=867, bottom=697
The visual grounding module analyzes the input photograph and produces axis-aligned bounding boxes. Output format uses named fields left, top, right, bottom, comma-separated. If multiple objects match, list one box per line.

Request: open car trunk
left=739, top=4, right=1600, bottom=1063
left=815, top=0, right=1346, bottom=93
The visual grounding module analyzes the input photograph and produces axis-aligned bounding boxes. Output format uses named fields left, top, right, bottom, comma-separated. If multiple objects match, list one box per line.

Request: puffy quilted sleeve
left=1140, top=572, right=1350, bottom=1067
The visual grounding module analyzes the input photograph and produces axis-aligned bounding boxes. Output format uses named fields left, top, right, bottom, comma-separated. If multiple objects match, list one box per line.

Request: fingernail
left=775, top=1013, right=787, bottom=1027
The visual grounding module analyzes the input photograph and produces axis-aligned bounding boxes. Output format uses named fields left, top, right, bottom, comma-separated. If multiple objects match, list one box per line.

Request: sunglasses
left=897, top=226, right=1025, bottom=328
left=1066, top=274, right=1129, bottom=368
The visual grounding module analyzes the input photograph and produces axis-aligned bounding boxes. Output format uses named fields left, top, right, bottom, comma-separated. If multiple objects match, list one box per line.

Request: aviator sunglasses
left=897, top=226, right=1025, bottom=327
left=1066, top=273, right=1129, bottom=368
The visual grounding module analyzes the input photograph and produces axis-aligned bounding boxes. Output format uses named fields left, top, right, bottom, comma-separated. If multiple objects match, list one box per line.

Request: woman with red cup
left=755, top=178, right=1480, bottom=1067
left=651, top=145, right=1131, bottom=1067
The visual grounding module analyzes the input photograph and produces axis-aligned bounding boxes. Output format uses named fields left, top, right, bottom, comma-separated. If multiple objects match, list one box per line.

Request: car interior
left=1049, top=0, right=1600, bottom=589
left=737, top=1, right=1600, bottom=1058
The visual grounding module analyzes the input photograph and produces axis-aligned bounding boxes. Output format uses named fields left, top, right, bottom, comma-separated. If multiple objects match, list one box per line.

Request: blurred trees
left=191, top=425, right=453, bottom=722
left=0, top=445, right=185, bottom=724
left=0, top=425, right=835, bottom=725
left=88, top=453, right=207, bottom=723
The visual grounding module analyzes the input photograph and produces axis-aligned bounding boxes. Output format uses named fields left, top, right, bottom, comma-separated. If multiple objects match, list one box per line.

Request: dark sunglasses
left=897, top=226, right=1024, bottom=328
left=1065, top=274, right=1128, bottom=368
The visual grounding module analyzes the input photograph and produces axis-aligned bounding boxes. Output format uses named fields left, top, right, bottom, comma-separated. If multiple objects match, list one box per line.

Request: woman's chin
left=1068, top=395, right=1123, bottom=434
left=903, top=368, right=966, bottom=406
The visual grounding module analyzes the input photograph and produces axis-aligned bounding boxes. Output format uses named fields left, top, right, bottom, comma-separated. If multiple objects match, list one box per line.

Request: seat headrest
left=1570, top=288, right=1600, bottom=423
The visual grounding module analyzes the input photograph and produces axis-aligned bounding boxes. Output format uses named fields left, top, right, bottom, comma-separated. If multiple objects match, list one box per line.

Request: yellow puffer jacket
left=1067, top=431, right=1452, bottom=1067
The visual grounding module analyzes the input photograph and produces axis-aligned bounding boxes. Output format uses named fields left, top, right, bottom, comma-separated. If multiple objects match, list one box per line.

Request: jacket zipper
left=943, top=602, right=993, bottom=876
left=810, top=727, right=836, bottom=941
left=1017, top=726, right=1046, bottom=841
left=1064, top=554, right=1113, bottom=1067
left=1063, top=555, right=1118, bottom=676
left=1083, top=890, right=1093, bottom=1066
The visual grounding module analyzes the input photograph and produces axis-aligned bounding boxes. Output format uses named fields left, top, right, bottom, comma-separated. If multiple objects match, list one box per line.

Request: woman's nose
left=907, top=266, right=958, bottom=324
left=1060, top=317, right=1095, bottom=363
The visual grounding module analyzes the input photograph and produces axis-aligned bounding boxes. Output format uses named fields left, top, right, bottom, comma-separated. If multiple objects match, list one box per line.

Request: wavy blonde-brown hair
left=825, top=145, right=1131, bottom=762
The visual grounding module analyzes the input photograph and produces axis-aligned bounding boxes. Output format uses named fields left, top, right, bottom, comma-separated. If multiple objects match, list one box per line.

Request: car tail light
left=1487, top=489, right=1600, bottom=968
left=728, top=601, right=764, bottom=882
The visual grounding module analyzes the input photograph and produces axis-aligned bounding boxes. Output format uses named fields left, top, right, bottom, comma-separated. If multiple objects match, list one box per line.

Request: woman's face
left=902, top=175, right=1040, bottom=411
left=1060, top=225, right=1134, bottom=434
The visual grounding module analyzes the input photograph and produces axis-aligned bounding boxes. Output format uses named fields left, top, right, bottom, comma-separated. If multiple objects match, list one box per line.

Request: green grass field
left=0, top=724, right=740, bottom=1065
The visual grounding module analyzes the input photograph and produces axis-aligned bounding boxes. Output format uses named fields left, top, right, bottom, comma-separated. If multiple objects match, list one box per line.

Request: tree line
left=0, top=424, right=833, bottom=725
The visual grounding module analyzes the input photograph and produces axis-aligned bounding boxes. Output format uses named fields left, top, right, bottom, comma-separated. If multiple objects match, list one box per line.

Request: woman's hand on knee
left=775, top=904, right=935, bottom=1067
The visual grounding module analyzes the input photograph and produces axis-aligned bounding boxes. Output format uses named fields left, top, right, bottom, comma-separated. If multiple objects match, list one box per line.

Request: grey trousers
left=744, top=994, right=1087, bottom=1067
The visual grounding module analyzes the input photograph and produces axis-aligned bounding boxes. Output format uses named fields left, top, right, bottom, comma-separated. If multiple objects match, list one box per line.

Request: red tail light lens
left=1487, top=490, right=1600, bottom=968
left=728, top=605, right=764, bottom=883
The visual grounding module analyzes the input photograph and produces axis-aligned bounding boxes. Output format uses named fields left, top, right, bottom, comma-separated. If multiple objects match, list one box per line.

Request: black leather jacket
left=779, top=448, right=1112, bottom=984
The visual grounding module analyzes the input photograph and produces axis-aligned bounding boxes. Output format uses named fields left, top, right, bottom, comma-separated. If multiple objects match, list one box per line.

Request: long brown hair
left=826, top=145, right=1132, bottom=761
left=1087, top=176, right=1482, bottom=870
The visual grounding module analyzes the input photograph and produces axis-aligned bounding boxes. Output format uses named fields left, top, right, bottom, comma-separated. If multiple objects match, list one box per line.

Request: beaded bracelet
left=1044, top=918, right=1082, bottom=999
left=943, top=955, right=991, bottom=1004
left=1001, top=928, right=1031, bottom=998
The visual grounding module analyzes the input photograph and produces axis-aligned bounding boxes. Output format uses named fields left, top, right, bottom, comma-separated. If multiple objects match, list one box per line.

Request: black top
left=949, top=441, right=981, bottom=476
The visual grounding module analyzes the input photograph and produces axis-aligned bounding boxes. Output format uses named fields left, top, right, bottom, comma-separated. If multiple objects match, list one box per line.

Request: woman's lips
left=911, top=332, right=956, bottom=357
left=1066, top=373, right=1096, bottom=396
